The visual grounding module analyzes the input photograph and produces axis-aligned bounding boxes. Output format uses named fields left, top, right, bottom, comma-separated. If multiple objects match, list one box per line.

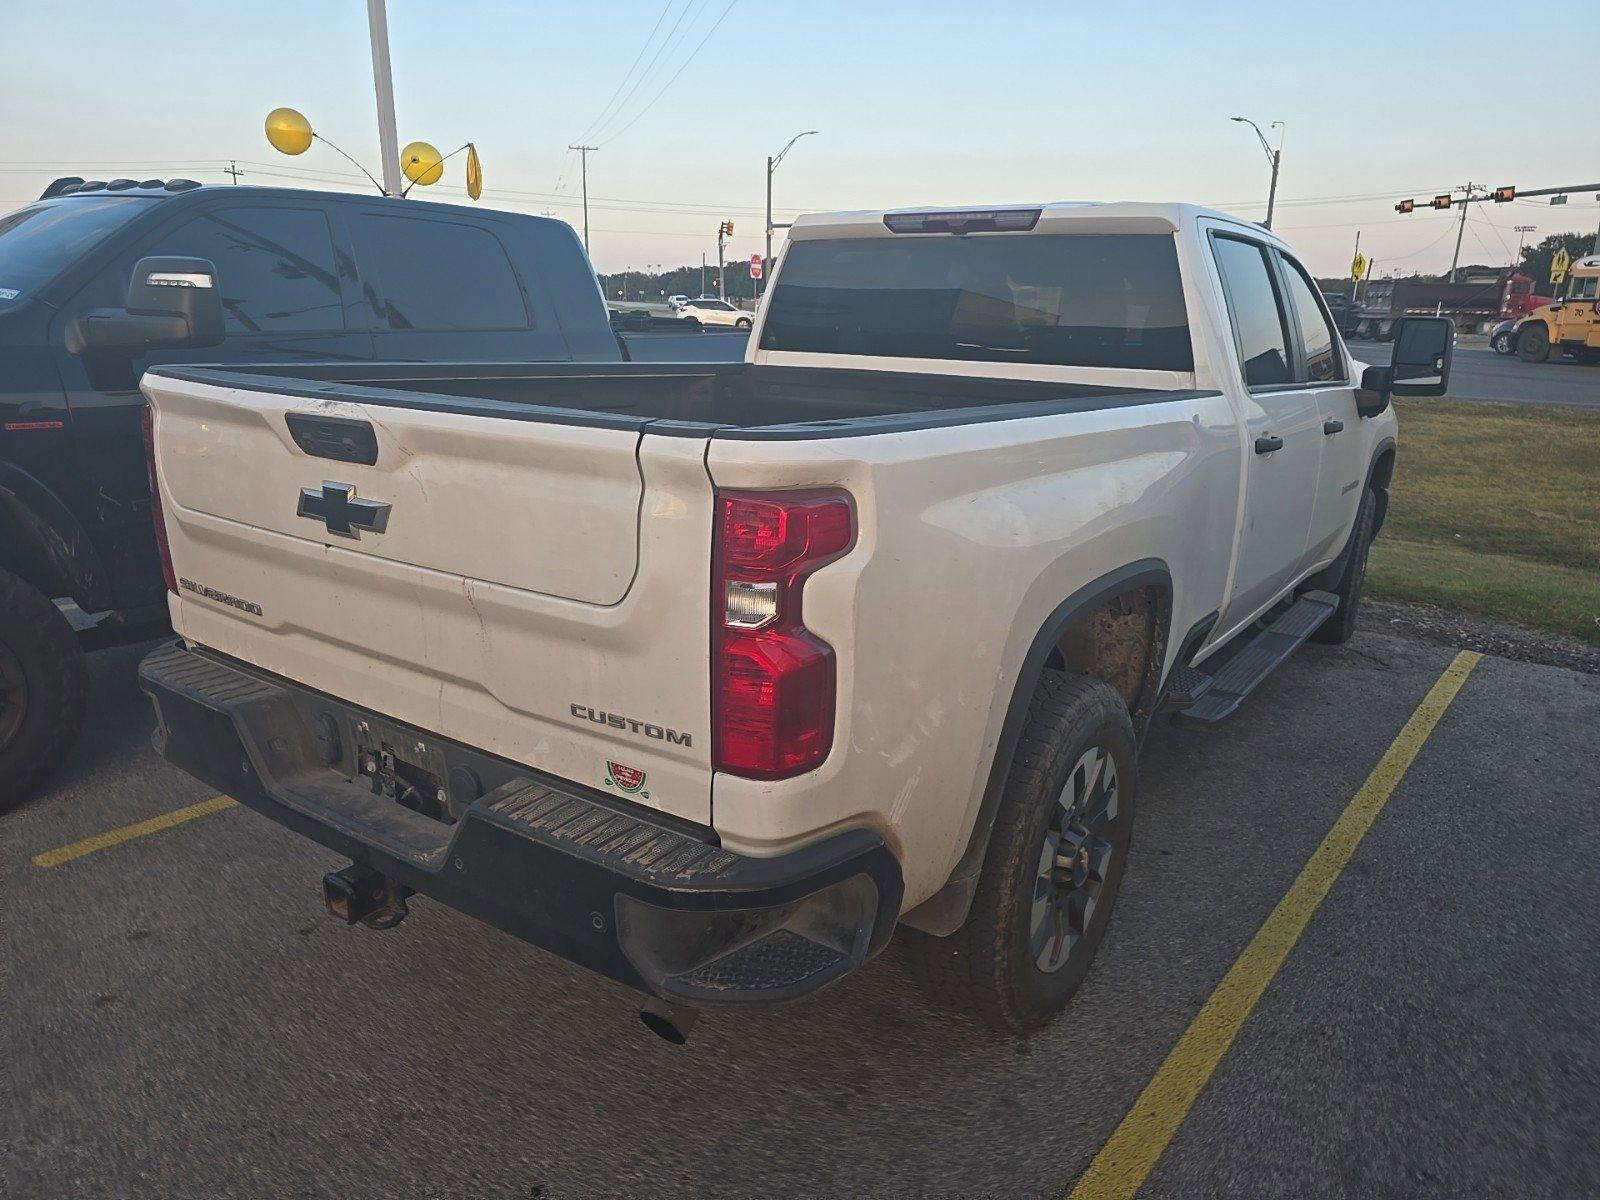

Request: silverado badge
left=605, top=761, right=649, bottom=798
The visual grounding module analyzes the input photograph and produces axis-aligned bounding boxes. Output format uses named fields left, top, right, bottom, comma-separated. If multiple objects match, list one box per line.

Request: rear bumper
left=138, top=641, right=902, bottom=1007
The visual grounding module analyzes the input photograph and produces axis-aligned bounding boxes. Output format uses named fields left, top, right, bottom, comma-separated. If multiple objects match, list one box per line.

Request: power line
left=575, top=0, right=682, bottom=145
left=597, top=0, right=741, bottom=146
left=588, top=0, right=704, bottom=144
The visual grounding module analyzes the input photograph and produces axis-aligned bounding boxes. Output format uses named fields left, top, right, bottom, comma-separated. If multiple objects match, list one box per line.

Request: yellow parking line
left=1068, top=650, right=1482, bottom=1200
left=31, top=795, right=236, bottom=868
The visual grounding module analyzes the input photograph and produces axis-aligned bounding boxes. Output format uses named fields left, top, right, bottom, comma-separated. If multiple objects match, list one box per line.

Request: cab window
left=1211, top=235, right=1292, bottom=387
left=1567, top=276, right=1598, bottom=301
left=147, top=205, right=345, bottom=333
left=1279, top=256, right=1347, bottom=383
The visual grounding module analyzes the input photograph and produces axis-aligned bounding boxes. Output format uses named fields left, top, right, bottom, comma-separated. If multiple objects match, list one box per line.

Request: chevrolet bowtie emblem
left=296, top=481, right=390, bottom=538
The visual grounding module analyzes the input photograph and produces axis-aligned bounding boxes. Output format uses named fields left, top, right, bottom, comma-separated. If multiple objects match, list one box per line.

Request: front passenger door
left=1276, top=252, right=1364, bottom=568
left=1210, top=232, right=1323, bottom=628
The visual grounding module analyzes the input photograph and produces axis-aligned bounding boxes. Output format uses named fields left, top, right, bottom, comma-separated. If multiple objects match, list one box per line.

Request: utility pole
left=365, top=0, right=403, bottom=197
left=1445, top=182, right=1481, bottom=283
left=567, top=144, right=597, bottom=254
left=701, top=253, right=706, bottom=297
left=716, top=221, right=730, bottom=299
left=765, top=131, right=817, bottom=295
left=224, top=161, right=245, bottom=185
left=1513, top=224, right=1536, bottom=268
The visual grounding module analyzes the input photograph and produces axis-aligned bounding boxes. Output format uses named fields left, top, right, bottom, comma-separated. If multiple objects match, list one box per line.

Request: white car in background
left=672, top=296, right=753, bottom=329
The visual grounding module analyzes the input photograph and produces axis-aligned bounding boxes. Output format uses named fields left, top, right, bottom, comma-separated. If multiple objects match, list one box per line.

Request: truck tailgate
left=142, top=370, right=716, bottom=824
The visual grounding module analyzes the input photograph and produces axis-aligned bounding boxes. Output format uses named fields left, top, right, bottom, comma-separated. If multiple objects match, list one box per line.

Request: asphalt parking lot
left=6, top=620, right=1599, bottom=1199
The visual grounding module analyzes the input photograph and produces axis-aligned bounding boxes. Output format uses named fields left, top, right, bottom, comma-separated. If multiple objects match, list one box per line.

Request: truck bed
left=145, top=360, right=1200, bottom=439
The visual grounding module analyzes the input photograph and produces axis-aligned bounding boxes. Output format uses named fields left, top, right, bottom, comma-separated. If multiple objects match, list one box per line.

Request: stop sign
left=749, top=254, right=763, bottom=279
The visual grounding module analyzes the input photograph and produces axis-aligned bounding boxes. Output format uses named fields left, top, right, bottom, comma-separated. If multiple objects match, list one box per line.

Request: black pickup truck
left=0, top=178, right=740, bottom=806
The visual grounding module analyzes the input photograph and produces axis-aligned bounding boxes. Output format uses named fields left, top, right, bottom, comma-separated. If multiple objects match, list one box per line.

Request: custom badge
left=605, top=761, right=649, bottom=798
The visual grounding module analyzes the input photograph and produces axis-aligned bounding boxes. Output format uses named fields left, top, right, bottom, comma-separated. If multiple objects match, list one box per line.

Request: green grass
left=1366, top=399, right=1600, bottom=645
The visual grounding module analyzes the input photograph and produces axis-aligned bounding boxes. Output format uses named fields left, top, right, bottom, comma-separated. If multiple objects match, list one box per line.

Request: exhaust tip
left=640, top=998, right=698, bottom=1045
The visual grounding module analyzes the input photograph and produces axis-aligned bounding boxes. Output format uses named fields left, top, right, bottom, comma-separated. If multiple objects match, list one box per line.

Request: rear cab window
left=759, top=233, right=1193, bottom=371
left=358, top=215, right=530, bottom=330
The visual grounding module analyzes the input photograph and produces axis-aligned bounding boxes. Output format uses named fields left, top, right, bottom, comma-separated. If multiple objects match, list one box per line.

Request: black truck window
left=360, top=215, right=530, bottom=331
left=759, top=233, right=1193, bottom=371
left=0, top=197, right=156, bottom=302
left=149, top=206, right=345, bottom=334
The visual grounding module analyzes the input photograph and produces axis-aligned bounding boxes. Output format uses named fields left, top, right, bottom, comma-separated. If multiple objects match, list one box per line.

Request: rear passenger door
left=1274, top=250, right=1363, bottom=568
left=1209, top=230, right=1323, bottom=627
left=350, top=209, right=572, bottom=363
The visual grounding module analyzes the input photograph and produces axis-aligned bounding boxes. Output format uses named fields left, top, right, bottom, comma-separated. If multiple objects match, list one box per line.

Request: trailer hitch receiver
left=323, top=863, right=413, bottom=929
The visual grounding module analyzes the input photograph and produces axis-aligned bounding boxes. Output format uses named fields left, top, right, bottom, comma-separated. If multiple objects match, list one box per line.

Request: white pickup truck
left=138, top=202, right=1452, bottom=1039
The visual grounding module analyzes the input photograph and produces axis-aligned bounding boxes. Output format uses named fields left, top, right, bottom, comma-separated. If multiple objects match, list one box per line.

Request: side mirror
left=65, top=256, right=225, bottom=356
left=1390, top=315, right=1453, bottom=396
left=1354, top=315, right=1453, bottom=416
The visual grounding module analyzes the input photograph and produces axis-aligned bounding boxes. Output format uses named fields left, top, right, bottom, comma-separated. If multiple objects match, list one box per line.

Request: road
left=7, top=622, right=1599, bottom=1198
left=1349, top=339, right=1597, bottom=409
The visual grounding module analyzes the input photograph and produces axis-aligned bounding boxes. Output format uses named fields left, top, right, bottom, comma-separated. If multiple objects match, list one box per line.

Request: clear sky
left=4, top=0, right=1596, bottom=278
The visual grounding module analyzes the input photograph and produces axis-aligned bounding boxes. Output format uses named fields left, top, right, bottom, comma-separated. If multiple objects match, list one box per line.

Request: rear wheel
left=735, top=317, right=752, bottom=329
left=1517, top=323, right=1552, bottom=363
left=1491, top=330, right=1514, bottom=355
left=0, top=567, right=89, bottom=809
left=907, top=671, right=1136, bottom=1033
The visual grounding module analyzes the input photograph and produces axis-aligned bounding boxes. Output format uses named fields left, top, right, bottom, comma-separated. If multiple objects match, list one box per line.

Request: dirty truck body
left=139, top=202, right=1447, bottom=1034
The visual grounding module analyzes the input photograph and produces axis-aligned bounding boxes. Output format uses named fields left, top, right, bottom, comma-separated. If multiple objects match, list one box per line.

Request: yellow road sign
left=1551, top=248, right=1572, bottom=284
left=1350, top=252, right=1367, bottom=282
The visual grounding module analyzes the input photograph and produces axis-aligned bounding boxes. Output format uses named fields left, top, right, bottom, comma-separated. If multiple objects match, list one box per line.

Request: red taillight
left=140, top=405, right=177, bottom=595
left=712, top=490, right=853, bottom=779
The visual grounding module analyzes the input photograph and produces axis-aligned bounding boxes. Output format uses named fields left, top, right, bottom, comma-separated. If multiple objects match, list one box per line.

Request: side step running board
left=1170, top=590, right=1339, bottom=728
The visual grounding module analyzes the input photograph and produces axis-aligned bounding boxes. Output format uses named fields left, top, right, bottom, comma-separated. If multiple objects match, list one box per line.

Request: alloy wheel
left=1030, top=746, right=1121, bottom=973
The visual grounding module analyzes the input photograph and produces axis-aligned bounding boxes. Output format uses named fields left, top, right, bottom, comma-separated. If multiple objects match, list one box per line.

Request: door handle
left=1323, top=419, right=1345, bottom=435
left=1254, top=435, right=1284, bottom=455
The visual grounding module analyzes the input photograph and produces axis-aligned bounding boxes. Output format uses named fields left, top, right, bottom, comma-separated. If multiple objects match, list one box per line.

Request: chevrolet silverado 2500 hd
left=138, top=203, right=1453, bottom=1036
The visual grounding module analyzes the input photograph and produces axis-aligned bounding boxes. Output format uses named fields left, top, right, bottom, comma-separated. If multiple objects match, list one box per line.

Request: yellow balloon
left=401, top=140, right=444, bottom=186
left=265, top=107, right=313, bottom=156
left=466, top=143, right=483, bottom=201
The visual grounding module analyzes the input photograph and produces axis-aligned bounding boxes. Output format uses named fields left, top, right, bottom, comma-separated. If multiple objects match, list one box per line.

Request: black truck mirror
left=1389, top=316, right=1454, bottom=397
left=65, top=256, right=225, bottom=357
left=1355, top=315, right=1454, bottom=416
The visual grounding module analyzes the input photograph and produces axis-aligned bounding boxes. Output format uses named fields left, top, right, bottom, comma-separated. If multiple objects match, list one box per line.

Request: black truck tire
left=0, top=566, right=89, bottom=809
left=1516, top=323, right=1552, bottom=363
left=907, top=671, right=1136, bottom=1033
left=1309, top=487, right=1377, bottom=646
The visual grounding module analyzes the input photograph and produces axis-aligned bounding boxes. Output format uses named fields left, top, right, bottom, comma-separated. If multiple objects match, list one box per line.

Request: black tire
left=681, top=316, right=701, bottom=329
left=1491, top=331, right=1514, bottom=355
left=735, top=317, right=752, bottom=329
left=0, top=566, right=89, bottom=809
left=1516, top=323, right=1552, bottom=363
left=1309, top=487, right=1377, bottom=646
left=907, top=671, right=1136, bottom=1033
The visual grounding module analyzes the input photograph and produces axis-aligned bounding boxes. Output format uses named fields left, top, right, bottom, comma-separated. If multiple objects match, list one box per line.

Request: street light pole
left=365, top=0, right=403, bottom=197
left=1230, top=117, right=1283, bottom=231
left=765, top=130, right=817, bottom=294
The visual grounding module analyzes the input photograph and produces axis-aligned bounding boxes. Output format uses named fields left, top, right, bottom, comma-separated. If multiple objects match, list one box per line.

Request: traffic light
left=1493, top=185, right=1515, bottom=203
left=719, top=220, right=735, bottom=237
left=1395, top=199, right=1414, bottom=214
left=1430, top=194, right=1452, bottom=210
